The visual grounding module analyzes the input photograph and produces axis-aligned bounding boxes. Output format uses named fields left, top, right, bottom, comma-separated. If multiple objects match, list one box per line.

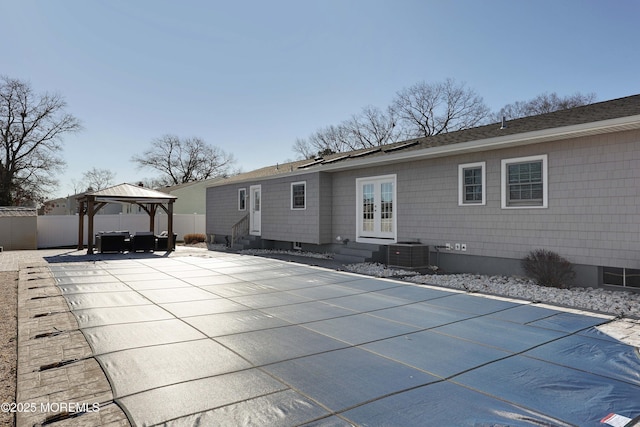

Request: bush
left=521, top=249, right=576, bottom=288
left=183, top=233, right=206, bottom=245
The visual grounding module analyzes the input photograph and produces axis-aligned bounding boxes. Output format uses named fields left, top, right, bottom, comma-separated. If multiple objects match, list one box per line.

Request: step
left=332, top=253, right=368, bottom=264
left=338, top=247, right=374, bottom=258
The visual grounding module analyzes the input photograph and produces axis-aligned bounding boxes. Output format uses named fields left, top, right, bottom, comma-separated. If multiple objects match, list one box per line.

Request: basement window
left=603, top=267, right=640, bottom=288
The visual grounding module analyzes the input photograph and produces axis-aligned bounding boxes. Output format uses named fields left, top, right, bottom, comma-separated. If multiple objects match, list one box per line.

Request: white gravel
left=345, top=263, right=640, bottom=318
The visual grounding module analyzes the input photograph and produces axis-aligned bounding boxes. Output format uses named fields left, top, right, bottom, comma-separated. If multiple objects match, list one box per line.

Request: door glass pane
left=380, top=182, right=393, bottom=233
left=253, top=191, right=260, bottom=211
left=362, top=183, right=374, bottom=232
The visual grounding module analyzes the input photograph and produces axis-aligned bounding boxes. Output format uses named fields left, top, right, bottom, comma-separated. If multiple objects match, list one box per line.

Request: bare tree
left=132, top=135, right=236, bottom=186
left=492, top=92, right=597, bottom=121
left=81, top=167, right=115, bottom=191
left=391, top=79, right=490, bottom=138
left=292, top=106, right=403, bottom=158
left=0, top=76, right=81, bottom=206
left=292, top=137, right=315, bottom=159
left=294, top=124, right=352, bottom=159
left=345, top=105, right=403, bottom=149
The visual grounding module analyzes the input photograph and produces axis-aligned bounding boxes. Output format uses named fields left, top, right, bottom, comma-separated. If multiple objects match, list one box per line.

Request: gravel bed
left=345, top=263, right=640, bottom=318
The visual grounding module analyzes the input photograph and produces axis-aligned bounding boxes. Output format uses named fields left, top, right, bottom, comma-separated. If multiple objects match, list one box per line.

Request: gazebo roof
left=77, top=183, right=177, bottom=204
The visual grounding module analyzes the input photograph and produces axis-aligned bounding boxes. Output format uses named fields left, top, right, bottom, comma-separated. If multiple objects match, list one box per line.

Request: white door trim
left=249, top=185, right=261, bottom=236
left=355, top=174, right=397, bottom=244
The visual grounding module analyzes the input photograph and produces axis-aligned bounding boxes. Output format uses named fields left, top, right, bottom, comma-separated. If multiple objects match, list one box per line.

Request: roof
left=211, top=94, right=640, bottom=186
left=77, top=183, right=177, bottom=203
left=156, top=177, right=224, bottom=194
left=0, top=207, right=37, bottom=217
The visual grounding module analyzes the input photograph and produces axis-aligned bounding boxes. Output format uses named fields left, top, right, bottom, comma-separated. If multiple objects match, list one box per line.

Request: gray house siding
left=261, top=172, right=330, bottom=244
left=328, top=129, right=640, bottom=284
left=206, top=172, right=332, bottom=245
left=206, top=184, right=244, bottom=241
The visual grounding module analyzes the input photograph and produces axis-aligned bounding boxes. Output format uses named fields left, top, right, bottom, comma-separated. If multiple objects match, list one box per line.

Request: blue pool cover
left=48, top=254, right=640, bottom=426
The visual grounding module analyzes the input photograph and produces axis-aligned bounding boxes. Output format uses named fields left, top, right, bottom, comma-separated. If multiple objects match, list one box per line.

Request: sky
left=1, top=0, right=639, bottom=199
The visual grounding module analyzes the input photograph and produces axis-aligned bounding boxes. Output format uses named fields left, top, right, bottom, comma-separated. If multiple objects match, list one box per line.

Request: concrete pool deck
left=6, top=247, right=640, bottom=426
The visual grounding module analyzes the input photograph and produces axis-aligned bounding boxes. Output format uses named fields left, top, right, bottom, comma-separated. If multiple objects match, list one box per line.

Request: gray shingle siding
left=207, top=172, right=333, bottom=245
left=328, top=129, right=640, bottom=270
left=206, top=185, right=246, bottom=239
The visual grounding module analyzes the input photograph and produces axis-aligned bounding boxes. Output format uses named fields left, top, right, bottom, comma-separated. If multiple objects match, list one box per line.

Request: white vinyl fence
left=37, top=214, right=205, bottom=248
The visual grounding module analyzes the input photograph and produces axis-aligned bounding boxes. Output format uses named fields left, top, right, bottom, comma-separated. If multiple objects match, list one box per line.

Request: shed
left=0, top=207, right=37, bottom=250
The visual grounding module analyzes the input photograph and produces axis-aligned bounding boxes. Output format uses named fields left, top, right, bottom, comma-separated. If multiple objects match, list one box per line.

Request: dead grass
left=0, top=271, right=17, bottom=427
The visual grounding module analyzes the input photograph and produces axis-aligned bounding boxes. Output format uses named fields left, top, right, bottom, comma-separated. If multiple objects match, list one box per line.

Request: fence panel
left=37, top=214, right=206, bottom=248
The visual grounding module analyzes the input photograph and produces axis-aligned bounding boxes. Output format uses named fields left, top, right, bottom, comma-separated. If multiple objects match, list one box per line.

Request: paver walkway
left=7, top=248, right=640, bottom=426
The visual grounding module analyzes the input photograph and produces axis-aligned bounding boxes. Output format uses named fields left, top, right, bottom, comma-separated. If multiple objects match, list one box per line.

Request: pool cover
left=48, top=254, right=640, bottom=426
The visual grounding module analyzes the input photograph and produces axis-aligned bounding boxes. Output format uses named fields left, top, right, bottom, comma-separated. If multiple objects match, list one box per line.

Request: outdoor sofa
left=95, top=231, right=131, bottom=253
left=131, top=231, right=156, bottom=252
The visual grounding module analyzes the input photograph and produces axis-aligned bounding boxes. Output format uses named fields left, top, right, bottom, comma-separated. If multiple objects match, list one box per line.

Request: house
left=206, top=94, right=640, bottom=290
left=42, top=194, right=129, bottom=215
left=157, top=178, right=223, bottom=214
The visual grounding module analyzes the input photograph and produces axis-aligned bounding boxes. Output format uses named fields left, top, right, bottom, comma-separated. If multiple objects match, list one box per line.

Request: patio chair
left=156, top=232, right=177, bottom=251
left=96, top=231, right=131, bottom=253
left=131, top=231, right=156, bottom=252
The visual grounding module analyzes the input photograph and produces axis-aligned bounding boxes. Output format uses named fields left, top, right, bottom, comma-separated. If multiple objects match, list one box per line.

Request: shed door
left=249, top=185, right=261, bottom=236
left=356, top=175, right=396, bottom=243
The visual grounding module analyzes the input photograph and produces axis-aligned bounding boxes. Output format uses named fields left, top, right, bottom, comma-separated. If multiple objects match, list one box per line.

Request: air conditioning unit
left=388, top=243, right=430, bottom=268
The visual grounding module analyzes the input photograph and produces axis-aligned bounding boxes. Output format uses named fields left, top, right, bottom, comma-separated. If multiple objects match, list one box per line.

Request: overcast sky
left=2, top=0, right=639, bottom=199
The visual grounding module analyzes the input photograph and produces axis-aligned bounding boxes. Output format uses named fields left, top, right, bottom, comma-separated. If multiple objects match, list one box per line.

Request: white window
left=458, top=162, right=486, bottom=206
left=291, top=181, right=306, bottom=210
left=238, top=188, right=246, bottom=211
left=501, top=154, right=548, bottom=208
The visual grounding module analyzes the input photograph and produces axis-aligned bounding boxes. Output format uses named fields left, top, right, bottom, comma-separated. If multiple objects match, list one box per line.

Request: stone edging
left=16, top=262, right=130, bottom=427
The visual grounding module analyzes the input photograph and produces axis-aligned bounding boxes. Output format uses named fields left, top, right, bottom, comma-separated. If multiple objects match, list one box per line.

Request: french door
left=356, top=175, right=397, bottom=243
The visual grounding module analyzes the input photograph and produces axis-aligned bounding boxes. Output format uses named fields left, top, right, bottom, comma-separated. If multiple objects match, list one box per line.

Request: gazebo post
left=77, top=199, right=85, bottom=250
left=87, top=196, right=95, bottom=254
left=149, top=204, right=156, bottom=233
left=167, top=201, right=174, bottom=251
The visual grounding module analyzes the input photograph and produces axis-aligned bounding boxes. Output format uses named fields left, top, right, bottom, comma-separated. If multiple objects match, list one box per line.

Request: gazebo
left=76, top=183, right=178, bottom=254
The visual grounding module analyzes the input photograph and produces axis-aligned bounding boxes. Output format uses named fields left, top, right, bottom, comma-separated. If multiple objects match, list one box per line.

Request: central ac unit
left=388, top=243, right=430, bottom=268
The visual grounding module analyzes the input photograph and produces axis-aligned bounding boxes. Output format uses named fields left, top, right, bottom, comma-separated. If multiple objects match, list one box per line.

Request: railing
left=231, top=214, right=250, bottom=245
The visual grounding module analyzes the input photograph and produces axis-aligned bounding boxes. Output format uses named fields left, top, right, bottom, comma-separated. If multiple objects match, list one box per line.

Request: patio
left=13, top=248, right=640, bottom=426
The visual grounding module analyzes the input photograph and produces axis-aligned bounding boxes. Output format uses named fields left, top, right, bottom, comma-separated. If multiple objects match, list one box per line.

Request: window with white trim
left=501, top=154, right=548, bottom=208
left=291, top=181, right=306, bottom=210
left=238, top=188, right=246, bottom=211
left=458, top=162, right=486, bottom=205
